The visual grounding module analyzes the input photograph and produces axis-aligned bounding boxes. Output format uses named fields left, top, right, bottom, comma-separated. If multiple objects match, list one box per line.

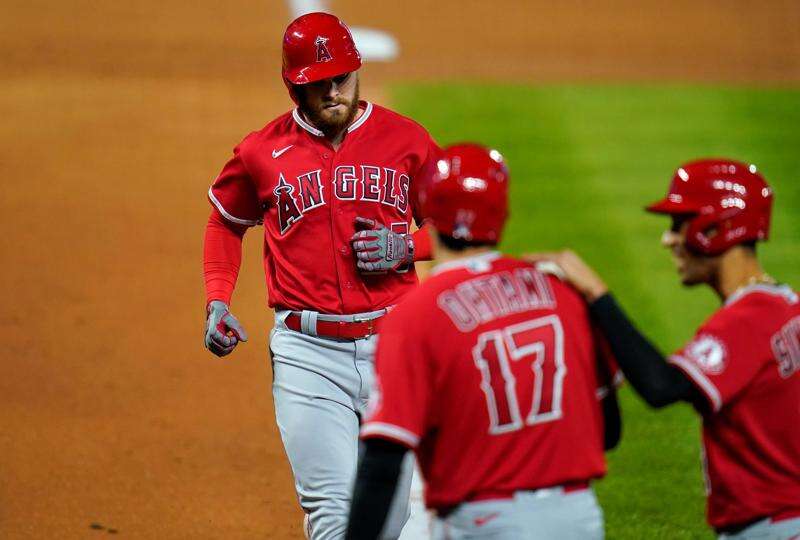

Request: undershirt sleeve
left=203, top=208, right=246, bottom=305
left=588, top=293, right=699, bottom=409
left=410, top=136, right=443, bottom=227
left=345, top=439, right=408, bottom=540
left=411, top=225, right=434, bottom=262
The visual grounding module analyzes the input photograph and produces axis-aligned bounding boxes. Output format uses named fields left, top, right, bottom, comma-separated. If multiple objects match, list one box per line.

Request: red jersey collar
left=725, top=283, right=798, bottom=307
left=292, top=101, right=374, bottom=137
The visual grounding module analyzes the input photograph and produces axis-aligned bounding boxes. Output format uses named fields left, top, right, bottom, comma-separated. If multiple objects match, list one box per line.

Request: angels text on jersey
left=273, top=165, right=411, bottom=234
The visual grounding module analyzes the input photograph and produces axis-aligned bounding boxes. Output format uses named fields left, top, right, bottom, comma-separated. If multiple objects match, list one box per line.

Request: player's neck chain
left=732, top=273, right=778, bottom=296
left=746, top=273, right=777, bottom=286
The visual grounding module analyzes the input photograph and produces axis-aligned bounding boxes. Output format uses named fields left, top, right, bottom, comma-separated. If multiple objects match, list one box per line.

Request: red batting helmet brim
left=284, top=55, right=361, bottom=85
left=645, top=198, right=701, bottom=215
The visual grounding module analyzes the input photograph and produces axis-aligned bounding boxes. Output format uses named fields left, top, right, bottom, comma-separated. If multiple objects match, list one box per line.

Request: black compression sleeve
left=588, top=293, right=698, bottom=408
left=345, top=438, right=408, bottom=540
left=600, top=388, right=622, bottom=450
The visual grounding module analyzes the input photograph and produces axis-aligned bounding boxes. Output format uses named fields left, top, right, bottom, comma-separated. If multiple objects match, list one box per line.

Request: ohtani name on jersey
left=273, top=166, right=410, bottom=234
left=437, top=269, right=556, bottom=332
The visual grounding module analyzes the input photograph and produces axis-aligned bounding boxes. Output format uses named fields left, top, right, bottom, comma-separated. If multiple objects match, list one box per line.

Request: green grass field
left=393, top=84, right=800, bottom=539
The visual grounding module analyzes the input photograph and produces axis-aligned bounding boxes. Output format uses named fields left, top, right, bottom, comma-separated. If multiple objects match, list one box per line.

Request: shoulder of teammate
left=699, top=284, right=798, bottom=356
left=508, top=256, right=622, bottom=390
left=704, top=284, right=796, bottom=339
left=669, top=286, right=793, bottom=412
left=506, top=256, right=588, bottom=308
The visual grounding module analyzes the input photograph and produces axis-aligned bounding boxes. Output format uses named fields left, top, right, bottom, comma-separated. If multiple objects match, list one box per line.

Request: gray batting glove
left=204, top=300, right=248, bottom=357
left=350, top=217, right=414, bottom=273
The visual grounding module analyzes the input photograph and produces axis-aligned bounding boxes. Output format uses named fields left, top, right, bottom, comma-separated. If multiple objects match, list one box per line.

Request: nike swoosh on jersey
left=474, top=512, right=501, bottom=527
left=272, top=145, right=293, bottom=159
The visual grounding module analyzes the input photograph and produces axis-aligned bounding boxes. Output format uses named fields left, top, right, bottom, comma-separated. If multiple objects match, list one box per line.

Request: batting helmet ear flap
left=283, top=77, right=299, bottom=105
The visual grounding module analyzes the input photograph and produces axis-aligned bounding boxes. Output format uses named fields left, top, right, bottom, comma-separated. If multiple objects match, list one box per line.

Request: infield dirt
left=1, top=1, right=798, bottom=538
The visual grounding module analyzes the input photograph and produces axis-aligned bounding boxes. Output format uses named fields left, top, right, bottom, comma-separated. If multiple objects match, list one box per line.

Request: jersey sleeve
left=207, top=144, right=263, bottom=227
left=667, top=310, right=763, bottom=413
left=361, top=307, right=434, bottom=449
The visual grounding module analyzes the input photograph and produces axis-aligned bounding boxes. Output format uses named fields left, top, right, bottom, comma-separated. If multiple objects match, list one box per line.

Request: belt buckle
left=352, top=315, right=375, bottom=339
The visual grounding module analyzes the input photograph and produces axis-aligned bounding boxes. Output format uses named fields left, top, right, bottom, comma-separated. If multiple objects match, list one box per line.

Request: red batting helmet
left=646, top=158, right=773, bottom=256
left=423, top=143, right=510, bottom=244
left=282, top=12, right=362, bottom=86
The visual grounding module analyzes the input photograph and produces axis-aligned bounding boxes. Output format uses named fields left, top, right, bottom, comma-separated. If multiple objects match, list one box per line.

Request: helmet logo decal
left=453, top=209, right=477, bottom=240
left=315, top=36, right=333, bottom=63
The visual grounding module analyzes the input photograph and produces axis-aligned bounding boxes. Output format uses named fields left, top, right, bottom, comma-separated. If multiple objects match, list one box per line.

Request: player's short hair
left=741, top=240, right=757, bottom=253
left=437, top=232, right=497, bottom=251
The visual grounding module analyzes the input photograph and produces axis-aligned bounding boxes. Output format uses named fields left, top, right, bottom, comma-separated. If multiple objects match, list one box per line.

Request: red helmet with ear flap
left=422, top=143, right=510, bottom=245
left=646, top=158, right=773, bottom=256
left=282, top=12, right=362, bottom=101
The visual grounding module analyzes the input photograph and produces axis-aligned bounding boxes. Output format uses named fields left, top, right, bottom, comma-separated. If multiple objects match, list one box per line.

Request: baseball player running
left=346, top=144, right=622, bottom=540
left=528, top=159, right=800, bottom=539
left=202, top=12, right=440, bottom=539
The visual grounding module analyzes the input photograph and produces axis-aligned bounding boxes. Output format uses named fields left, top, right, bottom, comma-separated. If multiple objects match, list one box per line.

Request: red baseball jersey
left=208, top=101, right=439, bottom=314
left=362, top=252, right=617, bottom=509
left=668, top=284, right=800, bottom=529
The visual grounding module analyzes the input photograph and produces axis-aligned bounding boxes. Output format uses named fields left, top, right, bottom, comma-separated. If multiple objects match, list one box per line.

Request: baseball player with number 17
left=347, top=144, right=622, bottom=539
left=202, top=12, right=441, bottom=540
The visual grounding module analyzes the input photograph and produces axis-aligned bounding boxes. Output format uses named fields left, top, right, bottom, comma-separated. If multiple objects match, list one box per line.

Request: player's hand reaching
left=204, top=300, right=248, bottom=357
left=524, top=250, right=609, bottom=302
left=350, top=217, right=414, bottom=273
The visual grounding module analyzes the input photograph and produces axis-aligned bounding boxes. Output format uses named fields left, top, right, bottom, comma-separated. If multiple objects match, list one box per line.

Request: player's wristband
left=404, top=234, right=415, bottom=265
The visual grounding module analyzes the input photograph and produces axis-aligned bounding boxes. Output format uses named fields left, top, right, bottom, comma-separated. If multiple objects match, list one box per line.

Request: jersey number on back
left=473, top=315, right=566, bottom=434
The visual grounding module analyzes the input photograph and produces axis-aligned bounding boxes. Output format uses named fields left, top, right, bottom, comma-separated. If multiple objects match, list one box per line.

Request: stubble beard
left=676, top=250, right=718, bottom=287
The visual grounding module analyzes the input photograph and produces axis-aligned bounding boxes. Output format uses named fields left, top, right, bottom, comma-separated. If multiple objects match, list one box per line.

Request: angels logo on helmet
left=315, top=36, right=333, bottom=63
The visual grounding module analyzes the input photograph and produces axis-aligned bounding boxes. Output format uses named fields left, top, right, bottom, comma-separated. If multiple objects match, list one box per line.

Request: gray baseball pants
left=718, top=516, right=800, bottom=540
left=430, top=486, right=604, bottom=540
left=270, top=309, right=414, bottom=540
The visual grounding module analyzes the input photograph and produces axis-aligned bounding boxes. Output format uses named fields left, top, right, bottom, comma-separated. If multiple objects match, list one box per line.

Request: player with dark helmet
left=346, top=144, right=622, bottom=539
left=528, top=159, right=800, bottom=539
